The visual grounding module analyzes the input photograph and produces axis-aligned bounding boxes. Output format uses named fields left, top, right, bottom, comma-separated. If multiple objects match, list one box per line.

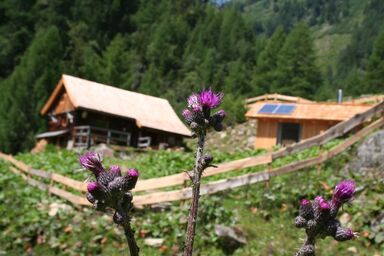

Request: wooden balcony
left=72, top=125, right=131, bottom=148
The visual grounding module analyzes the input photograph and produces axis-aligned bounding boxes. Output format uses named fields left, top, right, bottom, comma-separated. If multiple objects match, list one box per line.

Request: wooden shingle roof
left=246, top=101, right=373, bottom=121
left=41, top=75, right=191, bottom=137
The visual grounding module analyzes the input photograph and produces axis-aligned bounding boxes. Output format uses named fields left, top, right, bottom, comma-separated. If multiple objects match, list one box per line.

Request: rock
left=347, top=246, right=357, bottom=253
left=31, top=139, right=48, bottom=154
left=247, top=136, right=256, bottom=148
left=150, top=202, right=172, bottom=212
left=344, top=129, right=384, bottom=178
left=215, top=225, right=247, bottom=253
left=144, top=238, right=164, bottom=247
left=93, top=143, right=114, bottom=157
left=339, top=212, right=352, bottom=225
left=48, top=203, right=72, bottom=217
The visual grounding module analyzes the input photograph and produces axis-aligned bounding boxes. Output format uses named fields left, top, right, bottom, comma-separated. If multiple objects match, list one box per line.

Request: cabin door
left=277, top=122, right=301, bottom=146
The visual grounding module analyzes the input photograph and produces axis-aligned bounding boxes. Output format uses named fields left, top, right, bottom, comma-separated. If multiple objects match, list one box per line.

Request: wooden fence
left=0, top=100, right=383, bottom=207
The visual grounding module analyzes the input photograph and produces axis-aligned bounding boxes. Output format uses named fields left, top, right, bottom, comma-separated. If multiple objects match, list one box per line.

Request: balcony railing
left=72, top=125, right=131, bottom=148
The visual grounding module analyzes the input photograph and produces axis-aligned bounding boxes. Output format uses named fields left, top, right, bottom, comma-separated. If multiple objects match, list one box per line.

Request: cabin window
left=277, top=122, right=301, bottom=146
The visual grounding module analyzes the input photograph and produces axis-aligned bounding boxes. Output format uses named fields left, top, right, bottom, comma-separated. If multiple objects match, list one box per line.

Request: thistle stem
left=183, top=134, right=206, bottom=256
left=123, top=222, right=140, bottom=256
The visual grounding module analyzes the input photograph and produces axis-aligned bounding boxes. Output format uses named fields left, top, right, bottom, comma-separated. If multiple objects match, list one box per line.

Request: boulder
left=93, top=143, right=114, bottom=157
left=344, top=129, right=384, bottom=179
left=215, top=225, right=247, bottom=253
left=144, top=238, right=164, bottom=247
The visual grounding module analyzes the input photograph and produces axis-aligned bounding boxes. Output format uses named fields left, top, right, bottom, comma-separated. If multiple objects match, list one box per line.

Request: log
left=49, top=186, right=91, bottom=206
left=272, top=101, right=384, bottom=159
left=51, top=173, right=87, bottom=192
left=134, top=117, right=384, bottom=206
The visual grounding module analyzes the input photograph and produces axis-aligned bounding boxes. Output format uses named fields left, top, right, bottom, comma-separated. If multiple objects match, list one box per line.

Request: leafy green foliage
left=1, top=139, right=383, bottom=255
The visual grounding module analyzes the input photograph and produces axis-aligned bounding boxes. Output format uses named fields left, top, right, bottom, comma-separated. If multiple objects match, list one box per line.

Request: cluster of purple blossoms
left=79, top=152, right=139, bottom=225
left=295, top=180, right=358, bottom=256
left=182, top=89, right=226, bottom=135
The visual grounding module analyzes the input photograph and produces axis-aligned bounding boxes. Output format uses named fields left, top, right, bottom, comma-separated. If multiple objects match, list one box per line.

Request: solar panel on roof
left=258, top=104, right=279, bottom=114
left=258, top=104, right=296, bottom=115
left=275, top=104, right=295, bottom=114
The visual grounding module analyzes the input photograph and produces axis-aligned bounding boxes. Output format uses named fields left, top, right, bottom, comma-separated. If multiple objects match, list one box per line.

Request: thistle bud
left=113, top=210, right=124, bottom=225
left=213, top=122, right=223, bottom=132
left=109, top=165, right=122, bottom=178
left=203, top=154, right=214, bottom=165
left=182, top=109, right=194, bottom=123
left=315, top=196, right=330, bottom=212
left=299, top=199, right=314, bottom=219
left=87, top=182, right=107, bottom=200
left=296, top=244, right=315, bottom=256
left=122, top=168, right=139, bottom=190
left=295, top=216, right=307, bottom=228
left=334, top=228, right=357, bottom=241
left=79, top=152, right=105, bottom=176
left=332, top=180, right=356, bottom=208
left=190, top=122, right=198, bottom=130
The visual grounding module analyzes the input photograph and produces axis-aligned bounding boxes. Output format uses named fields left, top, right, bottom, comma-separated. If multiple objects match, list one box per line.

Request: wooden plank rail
left=0, top=102, right=383, bottom=206
left=272, top=100, right=384, bottom=159
left=134, top=154, right=272, bottom=192
left=133, top=117, right=384, bottom=206
left=49, top=186, right=90, bottom=206
left=51, top=173, right=88, bottom=192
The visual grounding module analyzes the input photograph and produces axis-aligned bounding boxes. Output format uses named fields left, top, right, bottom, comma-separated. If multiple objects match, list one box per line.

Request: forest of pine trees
left=0, top=0, right=383, bottom=153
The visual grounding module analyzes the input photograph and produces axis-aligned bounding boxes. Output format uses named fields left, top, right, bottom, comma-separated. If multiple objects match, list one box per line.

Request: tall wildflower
left=80, top=152, right=140, bottom=256
left=295, top=180, right=358, bottom=256
left=182, top=89, right=225, bottom=256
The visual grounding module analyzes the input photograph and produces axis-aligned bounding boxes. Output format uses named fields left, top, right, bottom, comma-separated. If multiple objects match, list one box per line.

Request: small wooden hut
left=37, top=74, right=191, bottom=149
left=245, top=95, right=372, bottom=150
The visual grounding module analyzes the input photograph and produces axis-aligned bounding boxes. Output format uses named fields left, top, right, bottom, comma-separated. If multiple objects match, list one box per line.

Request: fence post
left=316, top=144, right=323, bottom=174
left=179, top=172, right=188, bottom=208
left=265, top=149, right=273, bottom=188
left=107, top=131, right=111, bottom=145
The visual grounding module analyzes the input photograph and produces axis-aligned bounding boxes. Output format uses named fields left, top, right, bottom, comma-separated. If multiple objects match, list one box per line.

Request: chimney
left=338, top=89, right=343, bottom=104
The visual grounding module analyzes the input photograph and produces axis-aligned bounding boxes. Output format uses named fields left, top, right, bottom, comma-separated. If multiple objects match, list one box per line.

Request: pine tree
left=0, top=26, right=63, bottom=153
left=253, top=26, right=286, bottom=94
left=366, top=30, right=384, bottom=94
left=274, top=22, right=322, bottom=98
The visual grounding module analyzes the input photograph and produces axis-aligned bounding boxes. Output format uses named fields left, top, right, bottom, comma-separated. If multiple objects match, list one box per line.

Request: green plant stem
left=123, top=222, right=140, bottom=256
left=183, top=134, right=206, bottom=256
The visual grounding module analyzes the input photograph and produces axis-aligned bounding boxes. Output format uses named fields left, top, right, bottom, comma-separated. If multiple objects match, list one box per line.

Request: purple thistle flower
left=188, top=93, right=202, bottom=112
left=182, top=108, right=194, bottom=123
left=87, top=182, right=99, bottom=193
left=319, top=201, right=330, bottom=211
left=182, top=109, right=192, bottom=119
left=121, top=168, right=139, bottom=191
left=109, top=165, right=121, bottom=176
left=300, top=199, right=310, bottom=206
left=216, top=109, right=226, bottom=118
left=127, top=168, right=139, bottom=178
left=87, top=181, right=107, bottom=200
left=79, top=152, right=105, bottom=176
left=198, top=89, right=223, bottom=109
left=332, top=180, right=356, bottom=207
left=315, top=196, right=330, bottom=211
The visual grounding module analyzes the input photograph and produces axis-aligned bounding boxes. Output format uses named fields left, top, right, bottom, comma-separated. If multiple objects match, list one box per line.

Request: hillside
left=1, top=0, right=384, bottom=153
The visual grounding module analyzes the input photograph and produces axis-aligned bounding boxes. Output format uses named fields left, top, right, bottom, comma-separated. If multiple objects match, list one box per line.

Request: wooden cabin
left=245, top=94, right=372, bottom=150
left=37, top=74, right=191, bottom=149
